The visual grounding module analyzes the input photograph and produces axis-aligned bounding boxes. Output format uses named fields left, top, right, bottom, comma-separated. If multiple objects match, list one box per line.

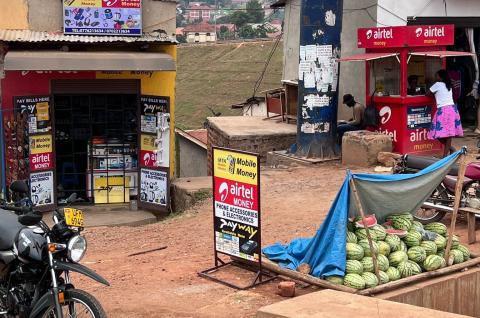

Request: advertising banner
left=63, top=0, right=142, bottom=36
left=93, top=175, right=130, bottom=203
left=213, top=148, right=260, bottom=263
left=14, top=96, right=51, bottom=134
left=139, top=168, right=168, bottom=206
left=30, top=153, right=54, bottom=171
left=30, top=171, right=55, bottom=207
left=140, top=95, right=169, bottom=134
left=30, top=135, right=53, bottom=155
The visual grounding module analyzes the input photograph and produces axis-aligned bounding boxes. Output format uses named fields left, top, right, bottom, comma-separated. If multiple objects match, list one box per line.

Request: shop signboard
left=93, top=175, right=130, bottom=203
left=139, top=168, right=168, bottom=206
left=30, top=135, right=53, bottom=155
left=30, top=171, right=55, bottom=207
left=140, top=134, right=157, bottom=168
left=63, top=0, right=142, bottom=36
left=212, top=147, right=261, bottom=263
left=30, top=153, right=54, bottom=171
left=358, top=26, right=407, bottom=49
left=406, top=25, right=454, bottom=47
left=140, top=96, right=169, bottom=134
left=14, top=96, right=51, bottom=134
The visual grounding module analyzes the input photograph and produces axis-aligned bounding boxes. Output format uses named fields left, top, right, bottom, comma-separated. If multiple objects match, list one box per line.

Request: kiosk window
left=370, top=57, right=400, bottom=96
left=407, top=56, right=442, bottom=95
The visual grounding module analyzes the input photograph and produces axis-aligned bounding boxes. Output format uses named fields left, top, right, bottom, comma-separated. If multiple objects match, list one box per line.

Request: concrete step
left=171, top=176, right=212, bottom=213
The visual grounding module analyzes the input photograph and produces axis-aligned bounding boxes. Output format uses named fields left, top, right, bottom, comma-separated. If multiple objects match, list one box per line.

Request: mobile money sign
left=212, top=147, right=261, bottom=263
left=63, top=0, right=142, bottom=36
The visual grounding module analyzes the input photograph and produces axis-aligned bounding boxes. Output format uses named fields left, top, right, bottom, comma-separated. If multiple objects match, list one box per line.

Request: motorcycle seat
left=0, top=209, right=23, bottom=250
left=443, top=175, right=473, bottom=191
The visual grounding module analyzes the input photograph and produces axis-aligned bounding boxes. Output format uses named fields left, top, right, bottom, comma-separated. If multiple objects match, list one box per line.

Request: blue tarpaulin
left=263, top=149, right=464, bottom=278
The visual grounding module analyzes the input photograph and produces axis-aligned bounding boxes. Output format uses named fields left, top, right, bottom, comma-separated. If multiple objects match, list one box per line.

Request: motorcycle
left=394, top=153, right=480, bottom=224
left=0, top=180, right=109, bottom=318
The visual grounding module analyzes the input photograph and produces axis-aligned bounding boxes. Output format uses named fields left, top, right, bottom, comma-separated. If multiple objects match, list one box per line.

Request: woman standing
left=428, top=69, right=464, bottom=157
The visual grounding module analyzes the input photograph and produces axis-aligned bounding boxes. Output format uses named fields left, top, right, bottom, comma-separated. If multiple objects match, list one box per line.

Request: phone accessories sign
left=63, top=0, right=142, bottom=36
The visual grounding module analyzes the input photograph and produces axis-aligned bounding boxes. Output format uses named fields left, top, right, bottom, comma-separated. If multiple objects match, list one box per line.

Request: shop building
left=0, top=0, right=177, bottom=213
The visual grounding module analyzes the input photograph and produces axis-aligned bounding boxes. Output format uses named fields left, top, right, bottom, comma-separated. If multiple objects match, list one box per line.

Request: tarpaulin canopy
left=339, top=52, right=399, bottom=62
left=409, top=51, right=476, bottom=59
left=263, top=149, right=464, bottom=278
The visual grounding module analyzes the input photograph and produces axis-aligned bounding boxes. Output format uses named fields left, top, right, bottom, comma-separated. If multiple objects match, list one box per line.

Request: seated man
left=337, top=94, right=365, bottom=144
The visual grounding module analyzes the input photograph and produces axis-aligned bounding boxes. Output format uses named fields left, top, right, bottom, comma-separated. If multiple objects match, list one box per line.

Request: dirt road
left=75, top=159, right=479, bottom=317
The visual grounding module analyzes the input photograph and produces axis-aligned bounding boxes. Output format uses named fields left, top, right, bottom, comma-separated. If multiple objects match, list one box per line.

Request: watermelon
left=358, top=239, right=378, bottom=257
left=386, top=267, right=401, bottom=281
left=389, top=251, right=408, bottom=267
left=344, top=273, right=366, bottom=290
left=434, top=235, right=447, bottom=250
left=437, top=249, right=445, bottom=258
left=407, top=246, right=427, bottom=263
left=450, top=249, right=464, bottom=264
left=346, top=260, right=364, bottom=275
left=404, top=231, right=422, bottom=247
left=399, top=241, right=408, bottom=252
left=355, top=228, right=377, bottom=241
left=377, top=254, right=390, bottom=271
left=385, top=234, right=401, bottom=251
left=325, top=276, right=344, bottom=285
left=423, top=254, right=446, bottom=271
left=420, top=241, right=437, bottom=256
left=385, top=229, right=408, bottom=238
left=347, top=231, right=358, bottom=244
left=383, top=220, right=393, bottom=227
left=371, top=225, right=387, bottom=241
left=386, top=213, right=414, bottom=222
left=398, top=260, right=422, bottom=278
left=452, top=235, right=460, bottom=249
left=424, top=222, right=447, bottom=236
left=392, top=218, right=412, bottom=231
left=378, top=270, right=390, bottom=284
left=362, top=272, right=379, bottom=288
left=411, top=221, right=424, bottom=232
left=346, top=243, right=364, bottom=261
left=355, top=215, right=378, bottom=228
left=347, top=221, right=355, bottom=232
left=378, top=241, right=391, bottom=256
left=456, top=244, right=471, bottom=260
left=361, top=257, right=374, bottom=273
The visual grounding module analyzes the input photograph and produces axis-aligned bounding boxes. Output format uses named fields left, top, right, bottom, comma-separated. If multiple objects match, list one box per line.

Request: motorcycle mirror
left=66, top=193, right=78, bottom=204
left=18, top=212, right=42, bottom=226
left=10, top=180, right=29, bottom=194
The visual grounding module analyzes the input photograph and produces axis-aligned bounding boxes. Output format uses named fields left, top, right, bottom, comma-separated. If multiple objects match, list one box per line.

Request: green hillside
left=176, top=41, right=284, bottom=129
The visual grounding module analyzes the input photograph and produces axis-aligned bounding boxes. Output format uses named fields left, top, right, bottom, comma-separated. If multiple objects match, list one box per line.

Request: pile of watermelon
left=326, top=213, right=472, bottom=290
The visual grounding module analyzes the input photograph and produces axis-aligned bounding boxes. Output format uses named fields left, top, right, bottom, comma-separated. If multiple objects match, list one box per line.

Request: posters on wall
left=140, top=134, right=157, bottom=167
left=30, top=171, right=54, bottom=207
left=213, top=148, right=260, bottom=263
left=407, top=106, right=432, bottom=129
left=140, top=96, right=169, bottom=134
left=63, top=0, right=142, bottom=36
left=139, top=168, right=167, bottom=206
left=29, top=134, right=54, bottom=172
left=14, top=96, right=51, bottom=134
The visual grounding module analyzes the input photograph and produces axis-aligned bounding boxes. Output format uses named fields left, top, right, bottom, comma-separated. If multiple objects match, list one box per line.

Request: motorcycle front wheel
left=414, top=184, right=449, bottom=224
left=39, top=289, right=106, bottom=318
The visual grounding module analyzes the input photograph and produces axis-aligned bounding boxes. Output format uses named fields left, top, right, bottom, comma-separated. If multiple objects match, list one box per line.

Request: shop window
left=370, top=57, right=401, bottom=96
left=407, top=56, right=442, bottom=96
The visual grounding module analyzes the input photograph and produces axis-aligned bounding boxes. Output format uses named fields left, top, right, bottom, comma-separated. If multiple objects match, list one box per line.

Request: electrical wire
left=252, top=32, right=283, bottom=98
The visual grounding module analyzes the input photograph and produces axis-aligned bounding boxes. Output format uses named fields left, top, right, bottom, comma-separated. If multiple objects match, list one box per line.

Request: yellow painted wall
left=0, top=0, right=29, bottom=29
left=96, top=44, right=177, bottom=178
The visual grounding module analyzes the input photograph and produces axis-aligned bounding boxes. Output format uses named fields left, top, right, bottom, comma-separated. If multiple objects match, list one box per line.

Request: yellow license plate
left=64, top=208, right=84, bottom=227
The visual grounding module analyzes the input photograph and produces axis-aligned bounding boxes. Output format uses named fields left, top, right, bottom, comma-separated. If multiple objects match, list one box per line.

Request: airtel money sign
left=212, top=148, right=261, bottom=262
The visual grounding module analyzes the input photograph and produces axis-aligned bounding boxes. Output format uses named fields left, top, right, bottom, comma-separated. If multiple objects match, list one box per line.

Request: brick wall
left=207, top=122, right=296, bottom=175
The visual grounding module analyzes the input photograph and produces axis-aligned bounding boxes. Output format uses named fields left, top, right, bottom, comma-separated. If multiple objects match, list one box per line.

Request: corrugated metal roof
left=0, top=29, right=176, bottom=43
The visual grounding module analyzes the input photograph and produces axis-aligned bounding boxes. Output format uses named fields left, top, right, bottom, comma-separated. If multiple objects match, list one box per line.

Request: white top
left=430, top=82, right=455, bottom=108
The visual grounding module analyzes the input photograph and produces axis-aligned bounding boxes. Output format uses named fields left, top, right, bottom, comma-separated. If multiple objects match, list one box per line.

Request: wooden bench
left=459, top=207, right=480, bottom=244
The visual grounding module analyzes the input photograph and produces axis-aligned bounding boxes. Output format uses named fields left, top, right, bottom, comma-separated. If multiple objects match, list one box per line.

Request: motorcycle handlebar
left=1, top=205, right=31, bottom=215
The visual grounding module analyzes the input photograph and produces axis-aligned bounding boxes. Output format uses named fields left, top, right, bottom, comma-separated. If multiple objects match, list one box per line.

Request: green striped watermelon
left=452, top=235, right=460, bottom=249
left=420, top=241, right=437, bottom=256
left=371, top=225, right=387, bottom=241
left=386, top=267, right=401, bottom=281
left=407, top=246, right=427, bottom=263
left=346, top=260, right=364, bottom=275
left=358, top=239, right=379, bottom=257
left=392, top=218, right=412, bottom=231
left=378, top=241, right=391, bottom=256
left=347, top=231, right=358, bottom=244
left=399, top=241, right=408, bottom=252
left=386, top=213, right=414, bottom=222
left=456, top=244, right=471, bottom=260
left=404, top=231, right=422, bottom=247
left=389, top=251, right=408, bottom=267
left=355, top=215, right=378, bottom=228
left=377, top=254, right=390, bottom=271
left=378, top=270, right=390, bottom=284
left=325, top=276, right=344, bottom=285
left=434, top=235, right=447, bottom=250
left=385, top=234, right=401, bottom=252
left=424, top=222, right=447, bottom=236
left=398, top=260, right=422, bottom=278
left=423, top=254, right=445, bottom=271
left=361, top=257, right=374, bottom=273
left=437, top=249, right=445, bottom=258
left=450, top=249, right=464, bottom=264
left=362, top=272, right=379, bottom=288
left=346, top=243, right=364, bottom=261
left=355, top=228, right=377, bottom=241
left=344, top=273, right=366, bottom=290
left=411, top=221, right=424, bottom=232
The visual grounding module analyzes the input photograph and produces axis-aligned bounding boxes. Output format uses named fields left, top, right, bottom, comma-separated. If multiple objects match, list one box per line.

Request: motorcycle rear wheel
left=39, top=289, right=106, bottom=318
left=414, top=184, right=448, bottom=224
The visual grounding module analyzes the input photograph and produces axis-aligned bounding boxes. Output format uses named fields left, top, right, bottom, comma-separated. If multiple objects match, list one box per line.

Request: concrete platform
left=256, top=290, right=468, bottom=318
left=171, top=176, right=212, bottom=213
left=44, top=204, right=157, bottom=227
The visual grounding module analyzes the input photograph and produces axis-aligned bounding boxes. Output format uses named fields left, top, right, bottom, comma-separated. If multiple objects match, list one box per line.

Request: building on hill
left=183, top=22, right=217, bottom=43
left=187, top=3, right=216, bottom=22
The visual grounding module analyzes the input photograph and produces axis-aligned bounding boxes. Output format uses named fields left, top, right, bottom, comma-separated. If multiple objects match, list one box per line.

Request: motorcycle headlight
left=67, top=235, right=87, bottom=263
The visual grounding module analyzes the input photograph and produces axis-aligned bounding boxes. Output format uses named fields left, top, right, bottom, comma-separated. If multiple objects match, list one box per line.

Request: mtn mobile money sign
left=213, top=147, right=261, bottom=263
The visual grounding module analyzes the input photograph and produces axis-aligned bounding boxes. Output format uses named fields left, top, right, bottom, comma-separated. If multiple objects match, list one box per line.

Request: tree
left=176, top=34, right=187, bottom=43
left=246, top=0, right=264, bottom=23
left=229, top=11, right=250, bottom=28
left=176, top=13, right=186, bottom=27
left=238, top=25, right=256, bottom=39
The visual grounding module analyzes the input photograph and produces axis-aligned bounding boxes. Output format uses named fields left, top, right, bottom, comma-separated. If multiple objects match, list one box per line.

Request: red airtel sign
left=358, top=25, right=454, bottom=48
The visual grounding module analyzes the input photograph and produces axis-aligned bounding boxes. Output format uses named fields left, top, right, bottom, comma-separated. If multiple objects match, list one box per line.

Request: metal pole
left=294, top=0, right=344, bottom=159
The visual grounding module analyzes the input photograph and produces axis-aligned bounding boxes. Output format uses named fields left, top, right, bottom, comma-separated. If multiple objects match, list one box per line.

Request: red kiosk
left=341, top=24, right=474, bottom=156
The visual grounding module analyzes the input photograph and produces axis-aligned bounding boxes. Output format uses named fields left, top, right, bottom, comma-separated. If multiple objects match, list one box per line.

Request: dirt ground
left=74, top=134, right=480, bottom=318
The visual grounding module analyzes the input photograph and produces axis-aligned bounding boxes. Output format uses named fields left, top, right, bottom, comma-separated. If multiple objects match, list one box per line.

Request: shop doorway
left=52, top=80, right=140, bottom=204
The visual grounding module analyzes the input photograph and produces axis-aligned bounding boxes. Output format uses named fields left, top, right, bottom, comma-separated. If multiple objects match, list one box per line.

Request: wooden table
left=459, top=207, right=479, bottom=244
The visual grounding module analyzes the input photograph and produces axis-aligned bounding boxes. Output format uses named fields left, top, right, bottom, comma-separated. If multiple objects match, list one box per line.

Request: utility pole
left=294, top=0, right=344, bottom=159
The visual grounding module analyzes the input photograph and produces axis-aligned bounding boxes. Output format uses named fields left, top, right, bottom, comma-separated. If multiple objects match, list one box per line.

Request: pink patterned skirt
left=427, top=105, right=464, bottom=140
